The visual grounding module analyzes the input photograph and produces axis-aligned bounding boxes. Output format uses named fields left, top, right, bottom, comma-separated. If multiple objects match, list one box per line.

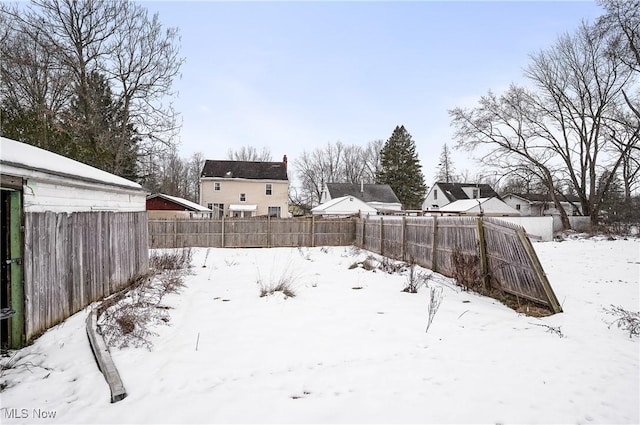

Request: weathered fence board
left=23, top=211, right=148, bottom=341
left=354, top=215, right=562, bottom=313
left=149, top=217, right=355, bottom=249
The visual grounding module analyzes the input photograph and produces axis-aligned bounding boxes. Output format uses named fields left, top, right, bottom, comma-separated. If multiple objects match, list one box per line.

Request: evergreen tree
left=376, top=125, right=427, bottom=209
left=64, top=71, right=139, bottom=179
left=435, top=143, right=456, bottom=183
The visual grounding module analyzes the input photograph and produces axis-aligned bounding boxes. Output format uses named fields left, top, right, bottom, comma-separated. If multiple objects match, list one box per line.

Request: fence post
left=517, top=228, right=563, bottom=313
left=173, top=218, right=177, bottom=248
left=476, top=218, right=490, bottom=290
left=431, top=216, right=438, bottom=272
left=268, top=215, right=271, bottom=248
left=379, top=216, right=384, bottom=256
left=361, top=217, right=365, bottom=248
left=311, top=215, right=316, bottom=247
left=401, top=216, right=407, bottom=261
left=221, top=215, right=225, bottom=248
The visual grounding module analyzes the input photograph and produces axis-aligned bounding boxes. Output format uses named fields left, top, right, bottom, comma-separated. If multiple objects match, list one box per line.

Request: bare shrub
left=450, top=247, right=483, bottom=291
left=603, top=305, right=640, bottom=338
left=257, top=262, right=298, bottom=299
left=402, top=263, right=432, bottom=293
left=150, top=247, right=193, bottom=271
left=425, top=286, right=443, bottom=333
left=379, top=256, right=408, bottom=274
left=98, top=268, right=186, bottom=350
left=530, top=322, right=564, bottom=338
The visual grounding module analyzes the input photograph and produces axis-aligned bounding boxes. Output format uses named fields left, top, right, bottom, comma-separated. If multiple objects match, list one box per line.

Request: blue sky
left=144, top=0, right=605, bottom=182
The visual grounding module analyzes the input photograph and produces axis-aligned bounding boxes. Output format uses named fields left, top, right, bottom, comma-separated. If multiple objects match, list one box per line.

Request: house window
left=266, top=183, right=272, bottom=195
left=214, top=182, right=221, bottom=191
left=472, top=188, right=479, bottom=199
left=213, top=203, right=224, bottom=219
left=207, top=203, right=213, bottom=210
left=240, top=193, right=246, bottom=202
left=433, top=189, right=437, bottom=200
left=515, top=204, right=521, bottom=210
left=268, top=206, right=281, bottom=217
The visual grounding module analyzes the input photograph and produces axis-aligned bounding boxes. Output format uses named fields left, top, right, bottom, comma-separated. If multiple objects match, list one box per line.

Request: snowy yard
left=1, top=237, right=638, bottom=424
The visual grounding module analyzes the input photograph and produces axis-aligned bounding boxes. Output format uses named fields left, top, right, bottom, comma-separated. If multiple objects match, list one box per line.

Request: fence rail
left=354, top=216, right=561, bottom=313
left=149, top=215, right=561, bottom=313
left=149, top=216, right=355, bottom=249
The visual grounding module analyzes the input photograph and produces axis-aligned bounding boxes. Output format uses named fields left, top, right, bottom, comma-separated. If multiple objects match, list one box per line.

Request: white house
left=320, top=182, right=402, bottom=212
left=502, top=193, right=583, bottom=217
left=422, top=182, right=500, bottom=211
left=0, top=136, right=148, bottom=347
left=311, top=195, right=378, bottom=217
left=435, top=197, right=521, bottom=217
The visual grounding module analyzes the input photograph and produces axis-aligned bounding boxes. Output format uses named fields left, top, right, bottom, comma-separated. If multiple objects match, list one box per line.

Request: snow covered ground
left=1, top=237, right=638, bottom=424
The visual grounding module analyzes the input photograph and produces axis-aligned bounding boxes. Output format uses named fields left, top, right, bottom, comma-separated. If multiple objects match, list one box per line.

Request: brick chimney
left=283, top=155, right=288, bottom=168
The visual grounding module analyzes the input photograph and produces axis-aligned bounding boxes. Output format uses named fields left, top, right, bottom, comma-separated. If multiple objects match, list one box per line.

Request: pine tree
left=376, top=125, right=427, bottom=209
left=436, top=144, right=456, bottom=183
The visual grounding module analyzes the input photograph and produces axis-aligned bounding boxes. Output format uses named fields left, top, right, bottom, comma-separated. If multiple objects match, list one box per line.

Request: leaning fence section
left=354, top=215, right=561, bottom=313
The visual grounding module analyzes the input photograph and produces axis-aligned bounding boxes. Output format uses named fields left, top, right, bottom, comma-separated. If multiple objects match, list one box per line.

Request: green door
left=1, top=188, right=24, bottom=348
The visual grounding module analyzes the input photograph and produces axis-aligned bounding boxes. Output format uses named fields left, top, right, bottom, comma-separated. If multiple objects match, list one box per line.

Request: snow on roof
left=439, top=197, right=520, bottom=215
left=150, top=194, right=212, bottom=212
left=311, top=195, right=377, bottom=215
left=0, top=137, right=142, bottom=190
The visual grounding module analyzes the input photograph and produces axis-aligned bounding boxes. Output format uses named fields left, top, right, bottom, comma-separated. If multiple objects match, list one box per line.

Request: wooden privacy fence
left=23, top=211, right=149, bottom=341
left=149, top=216, right=355, bottom=248
left=355, top=216, right=562, bottom=313
left=148, top=215, right=561, bottom=313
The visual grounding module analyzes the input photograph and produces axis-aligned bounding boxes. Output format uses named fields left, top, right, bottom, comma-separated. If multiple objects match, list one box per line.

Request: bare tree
left=598, top=0, right=640, bottom=119
left=450, top=85, right=572, bottom=227
left=362, top=139, right=384, bottom=183
left=451, top=21, right=637, bottom=229
left=0, top=0, right=183, bottom=179
left=435, top=144, right=457, bottom=183
left=226, top=145, right=272, bottom=161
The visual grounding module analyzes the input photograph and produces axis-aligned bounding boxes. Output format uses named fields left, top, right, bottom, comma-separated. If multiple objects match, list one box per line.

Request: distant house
left=320, top=182, right=402, bottom=212
left=0, top=136, right=148, bottom=348
left=311, top=195, right=378, bottom=217
left=422, top=182, right=500, bottom=211
left=435, top=197, right=521, bottom=217
left=199, top=156, right=289, bottom=218
left=147, top=193, right=212, bottom=219
left=502, top=193, right=583, bottom=217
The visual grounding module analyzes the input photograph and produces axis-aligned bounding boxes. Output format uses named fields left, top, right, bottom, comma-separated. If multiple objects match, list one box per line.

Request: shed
left=147, top=193, right=212, bottom=219
left=311, top=195, right=377, bottom=217
left=0, top=136, right=148, bottom=348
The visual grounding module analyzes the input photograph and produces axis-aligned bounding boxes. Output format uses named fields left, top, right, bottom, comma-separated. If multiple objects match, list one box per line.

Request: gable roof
left=147, top=193, right=212, bottom=212
left=435, top=182, right=500, bottom=201
left=505, top=192, right=581, bottom=203
left=439, top=197, right=520, bottom=215
left=0, top=136, right=142, bottom=191
left=326, top=183, right=400, bottom=204
left=201, top=159, right=287, bottom=180
left=311, top=195, right=377, bottom=215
